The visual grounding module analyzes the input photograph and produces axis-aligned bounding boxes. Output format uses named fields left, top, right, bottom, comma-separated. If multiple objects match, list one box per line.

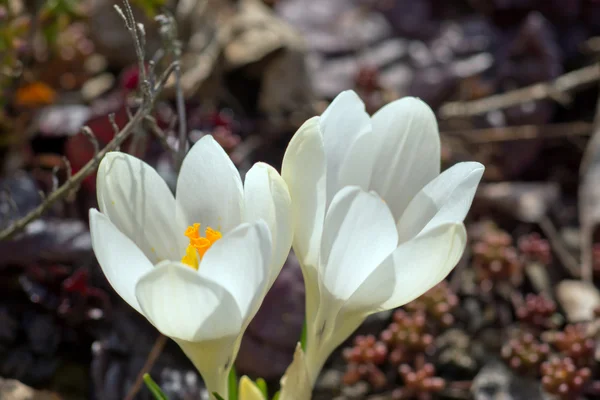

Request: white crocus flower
left=281, top=90, right=484, bottom=385
left=89, top=136, right=292, bottom=399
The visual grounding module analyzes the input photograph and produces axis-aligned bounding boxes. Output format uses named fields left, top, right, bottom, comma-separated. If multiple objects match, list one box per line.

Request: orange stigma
left=180, top=223, right=222, bottom=270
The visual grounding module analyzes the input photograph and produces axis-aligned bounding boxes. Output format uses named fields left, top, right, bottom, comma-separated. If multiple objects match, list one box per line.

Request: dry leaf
left=15, top=82, right=56, bottom=107
left=0, top=378, right=61, bottom=400
left=556, top=280, right=600, bottom=323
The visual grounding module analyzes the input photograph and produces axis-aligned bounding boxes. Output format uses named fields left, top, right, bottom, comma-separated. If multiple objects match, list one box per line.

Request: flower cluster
left=501, top=332, right=550, bottom=373
left=341, top=281, right=459, bottom=393
left=342, top=334, right=388, bottom=389
left=404, top=281, right=458, bottom=328
left=472, top=229, right=522, bottom=287
left=518, top=233, right=552, bottom=265
left=90, top=90, right=484, bottom=399
left=392, top=363, right=446, bottom=400
left=515, top=294, right=558, bottom=330
left=548, top=324, right=595, bottom=367
left=381, top=310, right=435, bottom=366
left=541, top=357, right=591, bottom=399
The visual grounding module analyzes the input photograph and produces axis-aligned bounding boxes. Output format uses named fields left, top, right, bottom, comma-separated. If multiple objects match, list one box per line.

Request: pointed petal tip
left=190, top=133, right=221, bottom=153
left=335, top=89, right=364, bottom=104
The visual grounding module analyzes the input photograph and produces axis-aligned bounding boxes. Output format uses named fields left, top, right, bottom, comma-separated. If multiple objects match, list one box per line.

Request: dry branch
left=0, top=1, right=178, bottom=241
left=440, top=64, right=600, bottom=119
left=442, top=122, right=593, bottom=144
left=124, top=334, right=168, bottom=400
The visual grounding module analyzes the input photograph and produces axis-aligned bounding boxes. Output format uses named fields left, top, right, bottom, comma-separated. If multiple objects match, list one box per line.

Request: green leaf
left=131, top=0, right=166, bottom=17
left=255, top=378, right=268, bottom=397
left=272, top=391, right=280, bottom=400
left=213, top=393, right=226, bottom=400
left=228, top=366, right=238, bottom=400
left=300, top=319, right=307, bottom=352
left=143, top=373, right=169, bottom=400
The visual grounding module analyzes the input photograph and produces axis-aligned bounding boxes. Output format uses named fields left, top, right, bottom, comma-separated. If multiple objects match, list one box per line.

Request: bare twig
left=81, top=126, right=100, bottom=156
left=156, top=12, right=187, bottom=171
left=108, top=113, right=119, bottom=135
left=115, top=1, right=150, bottom=98
left=539, top=215, right=581, bottom=278
left=440, top=64, right=600, bottom=119
left=0, top=187, right=18, bottom=227
left=124, top=334, right=168, bottom=400
left=143, top=116, right=177, bottom=155
left=174, top=63, right=187, bottom=170
left=0, top=0, right=176, bottom=241
left=0, top=97, right=157, bottom=241
left=442, top=122, right=593, bottom=144
left=578, top=67, right=600, bottom=282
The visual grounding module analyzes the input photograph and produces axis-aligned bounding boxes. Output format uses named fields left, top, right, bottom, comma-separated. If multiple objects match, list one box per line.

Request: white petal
left=397, top=162, right=484, bottom=242
left=176, top=135, right=244, bottom=234
left=198, top=221, right=272, bottom=320
left=244, top=162, right=293, bottom=288
left=96, top=152, right=185, bottom=263
left=320, top=91, right=371, bottom=205
left=368, top=97, right=441, bottom=220
left=380, top=223, right=467, bottom=310
left=337, top=130, right=378, bottom=193
left=281, top=116, right=327, bottom=267
left=320, top=187, right=398, bottom=301
left=135, top=261, right=243, bottom=342
left=343, top=254, right=396, bottom=313
left=89, top=209, right=153, bottom=314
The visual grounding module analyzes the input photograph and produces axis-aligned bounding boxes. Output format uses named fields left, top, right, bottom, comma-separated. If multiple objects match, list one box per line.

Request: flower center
left=180, top=223, right=222, bottom=270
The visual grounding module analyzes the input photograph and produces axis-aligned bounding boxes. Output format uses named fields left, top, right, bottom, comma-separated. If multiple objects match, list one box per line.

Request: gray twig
left=0, top=0, right=177, bottom=241
left=440, top=64, right=600, bottom=119
left=156, top=12, right=187, bottom=171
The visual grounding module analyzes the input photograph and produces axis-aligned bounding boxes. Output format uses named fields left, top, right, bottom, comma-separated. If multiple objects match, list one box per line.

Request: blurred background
left=2, top=0, right=600, bottom=399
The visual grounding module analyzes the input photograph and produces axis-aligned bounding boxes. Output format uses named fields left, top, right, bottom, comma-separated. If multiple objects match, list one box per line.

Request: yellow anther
left=181, top=244, right=199, bottom=270
left=180, top=223, right=222, bottom=269
left=205, top=227, right=222, bottom=243
left=184, top=223, right=200, bottom=239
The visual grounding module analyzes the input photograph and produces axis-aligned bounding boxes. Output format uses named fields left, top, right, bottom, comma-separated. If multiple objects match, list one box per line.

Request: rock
left=81, top=73, right=115, bottom=102
left=0, top=219, right=92, bottom=266
left=315, top=369, right=343, bottom=392
left=471, top=362, right=544, bottom=400
left=34, top=105, right=92, bottom=137
left=556, top=280, right=600, bottom=322
left=340, top=381, right=368, bottom=399
left=0, top=378, right=59, bottom=400
left=436, top=329, right=478, bottom=379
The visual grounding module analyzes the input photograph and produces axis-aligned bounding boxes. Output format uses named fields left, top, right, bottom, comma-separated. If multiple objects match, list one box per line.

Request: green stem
left=175, top=337, right=235, bottom=400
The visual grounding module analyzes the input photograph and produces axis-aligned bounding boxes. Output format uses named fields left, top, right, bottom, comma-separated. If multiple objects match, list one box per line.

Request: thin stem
left=124, top=334, right=168, bottom=400
left=175, top=63, right=187, bottom=171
